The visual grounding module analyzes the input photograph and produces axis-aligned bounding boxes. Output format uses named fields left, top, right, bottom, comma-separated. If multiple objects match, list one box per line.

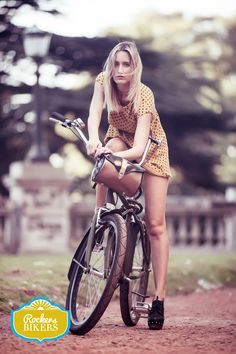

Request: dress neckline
left=120, top=101, right=132, bottom=108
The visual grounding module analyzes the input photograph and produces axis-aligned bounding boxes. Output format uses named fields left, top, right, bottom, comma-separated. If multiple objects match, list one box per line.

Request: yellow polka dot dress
left=96, top=72, right=171, bottom=178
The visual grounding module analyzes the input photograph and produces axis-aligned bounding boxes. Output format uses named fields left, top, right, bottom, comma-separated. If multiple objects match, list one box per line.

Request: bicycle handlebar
left=50, top=112, right=88, bottom=145
left=51, top=112, right=71, bottom=125
left=49, top=112, right=162, bottom=166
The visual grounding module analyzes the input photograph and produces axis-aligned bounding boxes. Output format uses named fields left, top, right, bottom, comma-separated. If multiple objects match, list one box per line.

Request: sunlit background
left=11, top=0, right=236, bottom=36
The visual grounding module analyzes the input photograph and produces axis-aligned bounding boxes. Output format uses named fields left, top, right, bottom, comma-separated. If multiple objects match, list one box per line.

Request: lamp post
left=23, top=27, right=52, bottom=161
left=6, top=28, right=71, bottom=254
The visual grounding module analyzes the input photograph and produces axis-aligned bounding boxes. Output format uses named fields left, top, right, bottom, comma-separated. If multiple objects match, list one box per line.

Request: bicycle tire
left=66, top=213, right=127, bottom=335
left=120, top=222, right=150, bottom=326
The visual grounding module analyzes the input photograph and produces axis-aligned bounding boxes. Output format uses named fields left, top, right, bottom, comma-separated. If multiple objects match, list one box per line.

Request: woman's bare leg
left=96, top=184, right=107, bottom=208
left=143, top=174, right=169, bottom=300
left=95, top=137, right=128, bottom=208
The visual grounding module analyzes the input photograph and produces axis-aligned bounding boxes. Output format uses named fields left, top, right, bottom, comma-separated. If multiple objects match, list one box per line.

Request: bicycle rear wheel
left=120, top=222, right=150, bottom=326
left=66, top=213, right=127, bottom=335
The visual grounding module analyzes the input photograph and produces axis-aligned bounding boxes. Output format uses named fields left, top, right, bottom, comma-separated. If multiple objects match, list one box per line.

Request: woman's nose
left=118, top=64, right=123, bottom=73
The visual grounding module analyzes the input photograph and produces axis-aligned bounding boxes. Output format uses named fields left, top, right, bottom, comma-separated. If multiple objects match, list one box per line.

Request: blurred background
left=0, top=0, right=236, bottom=309
left=0, top=0, right=236, bottom=311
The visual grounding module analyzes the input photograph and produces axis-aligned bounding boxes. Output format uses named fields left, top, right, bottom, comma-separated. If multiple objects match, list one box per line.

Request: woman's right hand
left=86, top=139, right=103, bottom=157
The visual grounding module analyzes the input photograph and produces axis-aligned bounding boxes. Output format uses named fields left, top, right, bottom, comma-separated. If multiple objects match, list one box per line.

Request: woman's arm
left=114, top=113, right=151, bottom=161
left=87, top=81, right=105, bottom=156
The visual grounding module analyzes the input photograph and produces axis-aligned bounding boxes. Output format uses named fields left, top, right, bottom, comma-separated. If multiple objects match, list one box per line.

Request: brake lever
left=73, top=118, right=85, bottom=129
left=49, top=117, right=71, bottom=128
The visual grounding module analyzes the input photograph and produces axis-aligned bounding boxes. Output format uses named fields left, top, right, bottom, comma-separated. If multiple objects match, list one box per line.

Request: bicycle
left=50, top=112, right=161, bottom=335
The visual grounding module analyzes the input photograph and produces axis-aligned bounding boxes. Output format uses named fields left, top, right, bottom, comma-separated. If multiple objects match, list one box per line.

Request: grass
left=0, top=249, right=236, bottom=312
left=166, top=248, right=236, bottom=296
left=0, top=254, right=71, bottom=312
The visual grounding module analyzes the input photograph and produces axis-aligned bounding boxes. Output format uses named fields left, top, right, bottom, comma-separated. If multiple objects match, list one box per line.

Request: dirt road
left=0, top=288, right=235, bottom=354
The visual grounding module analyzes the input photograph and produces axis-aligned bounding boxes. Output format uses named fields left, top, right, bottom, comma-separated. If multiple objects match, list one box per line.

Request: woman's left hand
left=94, top=146, right=113, bottom=158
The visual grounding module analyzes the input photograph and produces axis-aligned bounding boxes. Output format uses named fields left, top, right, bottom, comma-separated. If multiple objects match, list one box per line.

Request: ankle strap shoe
left=148, top=297, right=164, bottom=330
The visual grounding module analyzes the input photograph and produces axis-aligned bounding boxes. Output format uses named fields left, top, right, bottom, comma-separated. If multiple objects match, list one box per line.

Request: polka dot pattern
left=95, top=72, right=171, bottom=177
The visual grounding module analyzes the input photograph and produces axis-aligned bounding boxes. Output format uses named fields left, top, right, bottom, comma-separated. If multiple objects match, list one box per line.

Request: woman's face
left=112, top=50, right=133, bottom=85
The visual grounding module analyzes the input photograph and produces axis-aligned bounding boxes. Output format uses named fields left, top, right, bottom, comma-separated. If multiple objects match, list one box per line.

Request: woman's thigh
left=105, top=137, right=128, bottom=152
left=143, top=173, right=169, bottom=226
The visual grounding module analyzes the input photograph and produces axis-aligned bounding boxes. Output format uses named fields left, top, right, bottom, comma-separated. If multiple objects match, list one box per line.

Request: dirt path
left=0, top=288, right=235, bottom=354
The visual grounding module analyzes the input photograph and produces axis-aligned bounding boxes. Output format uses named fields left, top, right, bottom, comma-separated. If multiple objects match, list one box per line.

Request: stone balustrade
left=166, top=208, right=231, bottom=248
left=69, top=198, right=236, bottom=251
left=1, top=196, right=236, bottom=253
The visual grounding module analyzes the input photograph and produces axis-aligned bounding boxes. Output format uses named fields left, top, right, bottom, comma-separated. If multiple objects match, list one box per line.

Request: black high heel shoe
left=148, top=297, right=164, bottom=330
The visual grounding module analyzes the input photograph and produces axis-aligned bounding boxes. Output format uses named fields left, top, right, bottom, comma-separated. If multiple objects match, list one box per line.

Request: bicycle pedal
left=132, top=302, right=151, bottom=317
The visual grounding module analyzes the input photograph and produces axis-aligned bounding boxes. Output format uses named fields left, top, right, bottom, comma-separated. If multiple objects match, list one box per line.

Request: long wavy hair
left=103, top=41, right=142, bottom=113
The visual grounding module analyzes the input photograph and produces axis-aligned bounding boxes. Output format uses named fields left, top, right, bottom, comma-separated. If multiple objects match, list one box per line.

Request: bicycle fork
left=84, top=207, right=113, bottom=276
left=84, top=208, right=105, bottom=270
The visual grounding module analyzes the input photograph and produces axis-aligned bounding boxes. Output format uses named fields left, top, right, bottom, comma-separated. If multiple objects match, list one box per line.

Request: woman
left=86, top=41, right=171, bottom=330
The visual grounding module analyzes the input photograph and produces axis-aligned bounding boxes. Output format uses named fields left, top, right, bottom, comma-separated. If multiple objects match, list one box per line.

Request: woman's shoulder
left=95, top=71, right=105, bottom=85
left=140, top=82, right=154, bottom=96
left=136, top=82, right=156, bottom=116
left=140, top=83, right=155, bottom=104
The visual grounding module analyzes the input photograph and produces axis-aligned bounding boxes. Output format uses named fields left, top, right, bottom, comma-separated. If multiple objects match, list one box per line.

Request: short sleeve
left=95, top=72, right=105, bottom=86
left=137, top=85, right=155, bottom=117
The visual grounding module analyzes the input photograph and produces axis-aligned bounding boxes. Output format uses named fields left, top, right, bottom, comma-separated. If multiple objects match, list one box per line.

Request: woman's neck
left=116, top=82, right=130, bottom=93
left=118, top=91, right=130, bottom=106
left=117, top=84, right=130, bottom=106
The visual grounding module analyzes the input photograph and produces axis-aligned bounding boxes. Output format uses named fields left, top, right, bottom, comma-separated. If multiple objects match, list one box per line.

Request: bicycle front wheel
left=66, top=213, right=127, bottom=335
left=120, top=222, right=150, bottom=326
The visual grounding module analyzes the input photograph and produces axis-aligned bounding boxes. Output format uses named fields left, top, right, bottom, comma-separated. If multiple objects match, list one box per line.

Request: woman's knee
left=106, top=138, right=128, bottom=153
left=146, top=219, right=167, bottom=239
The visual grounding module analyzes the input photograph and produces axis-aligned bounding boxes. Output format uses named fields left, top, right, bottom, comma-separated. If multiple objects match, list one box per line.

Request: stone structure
left=6, top=161, right=71, bottom=253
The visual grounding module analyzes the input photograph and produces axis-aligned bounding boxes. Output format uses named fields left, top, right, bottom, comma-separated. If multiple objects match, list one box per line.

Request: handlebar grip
left=51, top=112, right=66, bottom=123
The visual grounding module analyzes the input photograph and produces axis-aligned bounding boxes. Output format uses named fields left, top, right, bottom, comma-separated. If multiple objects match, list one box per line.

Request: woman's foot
left=148, top=297, right=164, bottom=330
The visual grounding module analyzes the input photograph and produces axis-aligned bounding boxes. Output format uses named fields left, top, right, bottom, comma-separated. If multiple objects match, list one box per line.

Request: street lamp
left=23, top=27, right=52, bottom=161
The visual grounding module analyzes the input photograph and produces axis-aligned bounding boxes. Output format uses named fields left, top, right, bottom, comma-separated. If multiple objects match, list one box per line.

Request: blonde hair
left=103, top=41, right=142, bottom=113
